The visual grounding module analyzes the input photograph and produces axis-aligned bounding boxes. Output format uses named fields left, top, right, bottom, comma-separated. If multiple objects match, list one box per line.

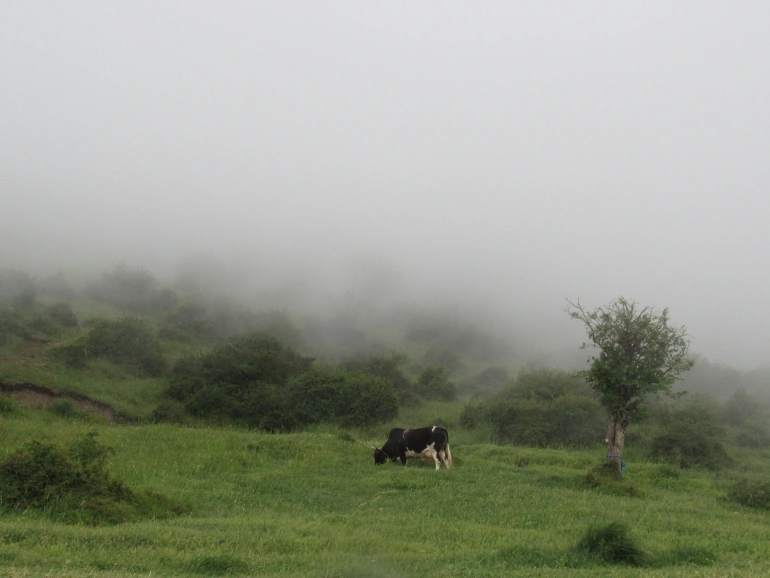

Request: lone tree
left=566, top=297, right=694, bottom=470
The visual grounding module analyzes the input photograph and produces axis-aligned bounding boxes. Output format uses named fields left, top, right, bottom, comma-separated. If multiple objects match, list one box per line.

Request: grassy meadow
left=2, top=404, right=770, bottom=577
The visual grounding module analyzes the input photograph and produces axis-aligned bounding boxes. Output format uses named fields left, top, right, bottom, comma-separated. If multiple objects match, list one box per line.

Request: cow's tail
left=441, top=428, right=453, bottom=468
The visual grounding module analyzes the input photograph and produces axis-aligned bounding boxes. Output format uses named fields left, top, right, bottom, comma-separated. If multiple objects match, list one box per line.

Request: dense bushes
left=460, top=369, right=604, bottom=448
left=165, top=332, right=397, bottom=430
left=287, top=368, right=399, bottom=428
left=416, top=366, right=457, bottom=401
left=0, top=431, right=184, bottom=524
left=648, top=407, right=732, bottom=470
left=51, top=317, right=167, bottom=376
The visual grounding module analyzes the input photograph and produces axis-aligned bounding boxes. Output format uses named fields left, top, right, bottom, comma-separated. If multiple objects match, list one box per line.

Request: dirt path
left=0, top=380, right=117, bottom=422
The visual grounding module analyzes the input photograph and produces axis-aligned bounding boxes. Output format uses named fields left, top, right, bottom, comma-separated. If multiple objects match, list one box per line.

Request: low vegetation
left=2, top=266, right=770, bottom=576
left=0, top=431, right=185, bottom=525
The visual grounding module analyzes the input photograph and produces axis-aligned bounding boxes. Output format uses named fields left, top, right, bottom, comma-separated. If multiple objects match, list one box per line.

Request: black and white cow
left=371, top=426, right=452, bottom=470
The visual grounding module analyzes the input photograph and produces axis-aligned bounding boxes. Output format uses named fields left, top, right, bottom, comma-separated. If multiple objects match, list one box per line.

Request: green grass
left=2, top=407, right=770, bottom=577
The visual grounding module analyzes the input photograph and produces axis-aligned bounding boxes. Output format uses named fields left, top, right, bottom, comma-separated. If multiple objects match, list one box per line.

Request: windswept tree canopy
left=566, top=297, right=694, bottom=418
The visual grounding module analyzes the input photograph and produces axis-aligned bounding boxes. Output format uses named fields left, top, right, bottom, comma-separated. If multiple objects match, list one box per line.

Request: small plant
left=725, top=478, right=770, bottom=510
left=50, top=398, right=79, bottom=418
left=576, top=521, right=650, bottom=566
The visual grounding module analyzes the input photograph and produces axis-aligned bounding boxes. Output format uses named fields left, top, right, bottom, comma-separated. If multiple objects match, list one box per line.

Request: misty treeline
left=2, top=265, right=770, bottom=463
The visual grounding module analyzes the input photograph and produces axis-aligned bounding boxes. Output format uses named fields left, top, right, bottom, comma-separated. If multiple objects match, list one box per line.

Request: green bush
left=342, top=353, right=416, bottom=404
left=460, top=391, right=605, bottom=448
left=416, top=366, right=457, bottom=401
left=0, top=431, right=185, bottom=525
left=734, top=422, right=770, bottom=448
left=50, top=317, right=167, bottom=377
left=285, top=368, right=398, bottom=428
left=726, top=478, right=770, bottom=510
left=46, top=302, right=79, bottom=327
left=166, top=332, right=314, bottom=429
left=576, top=522, right=650, bottom=566
left=648, top=407, right=732, bottom=470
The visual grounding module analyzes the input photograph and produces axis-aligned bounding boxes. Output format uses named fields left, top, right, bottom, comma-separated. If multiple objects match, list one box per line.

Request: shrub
left=461, top=392, right=605, bottom=448
left=50, top=398, right=79, bottom=418
left=166, top=332, right=314, bottom=429
left=416, top=366, right=457, bottom=401
left=0, top=431, right=184, bottom=524
left=51, top=317, right=167, bottom=377
left=46, top=302, right=79, bottom=327
left=576, top=522, right=650, bottom=566
left=648, top=407, right=732, bottom=470
left=733, top=422, right=770, bottom=448
left=726, top=478, right=770, bottom=510
left=342, top=353, right=416, bottom=404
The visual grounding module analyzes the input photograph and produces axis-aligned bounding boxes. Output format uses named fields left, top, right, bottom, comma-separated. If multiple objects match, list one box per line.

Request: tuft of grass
left=575, top=521, right=651, bottom=566
left=186, top=554, right=251, bottom=575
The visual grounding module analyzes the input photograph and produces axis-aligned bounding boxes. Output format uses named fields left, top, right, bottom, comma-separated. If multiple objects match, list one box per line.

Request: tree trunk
left=605, top=412, right=627, bottom=472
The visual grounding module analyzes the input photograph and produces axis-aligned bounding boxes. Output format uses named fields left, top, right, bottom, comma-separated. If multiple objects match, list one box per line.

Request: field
left=2, top=406, right=770, bottom=577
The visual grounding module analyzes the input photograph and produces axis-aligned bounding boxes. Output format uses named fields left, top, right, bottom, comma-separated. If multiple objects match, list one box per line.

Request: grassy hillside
left=3, top=269, right=770, bottom=576
left=2, top=408, right=770, bottom=577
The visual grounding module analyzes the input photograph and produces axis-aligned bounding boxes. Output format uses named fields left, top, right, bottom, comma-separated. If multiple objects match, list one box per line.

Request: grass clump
left=575, top=521, right=650, bottom=566
left=583, top=461, right=641, bottom=497
left=725, top=478, right=770, bottom=510
left=0, top=431, right=185, bottom=525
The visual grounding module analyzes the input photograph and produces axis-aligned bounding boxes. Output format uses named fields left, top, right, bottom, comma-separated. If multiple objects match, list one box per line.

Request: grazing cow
left=371, top=426, right=452, bottom=470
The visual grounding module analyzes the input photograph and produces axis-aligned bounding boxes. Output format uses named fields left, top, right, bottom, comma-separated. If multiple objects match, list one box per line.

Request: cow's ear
left=370, top=446, right=378, bottom=451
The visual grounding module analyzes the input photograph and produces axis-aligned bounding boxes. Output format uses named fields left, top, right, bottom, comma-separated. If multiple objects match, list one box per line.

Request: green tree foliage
left=0, top=432, right=184, bottom=525
left=648, top=406, right=732, bottom=470
left=566, top=297, right=694, bottom=470
left=51, top=317, right=167, bottom=376
left=342, top=353, right=415, bottom=403
left=165, top=333, right=398, bottom=430
left=416, top=366, right=457, bottom=401
left=287, top=367, right=398, bottom=428
left=167, top=332, right=311, bottom=429
left=460, top=369, right=604, bottom=447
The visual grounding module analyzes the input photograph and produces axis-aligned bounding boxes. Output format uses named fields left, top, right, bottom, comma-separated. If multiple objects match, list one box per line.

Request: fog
left=2, top=2, right=769, bottom=370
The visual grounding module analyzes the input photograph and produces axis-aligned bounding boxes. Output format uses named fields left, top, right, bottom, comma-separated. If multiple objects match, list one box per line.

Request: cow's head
left=371, top=446, right=389, bottom=465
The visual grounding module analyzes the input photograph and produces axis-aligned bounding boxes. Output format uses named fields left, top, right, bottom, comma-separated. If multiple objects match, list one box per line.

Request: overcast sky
left=2, top=2, right=769, bottom=369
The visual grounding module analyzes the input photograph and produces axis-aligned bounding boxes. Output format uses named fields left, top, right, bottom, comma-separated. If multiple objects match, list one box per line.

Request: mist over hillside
left=3, top=2, right=770, bottom=372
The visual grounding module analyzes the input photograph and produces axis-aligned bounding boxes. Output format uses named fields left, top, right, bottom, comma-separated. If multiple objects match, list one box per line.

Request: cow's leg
left=400, top=453, right=408, bottom=466
left=430, top=449, right=441, bottom=470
